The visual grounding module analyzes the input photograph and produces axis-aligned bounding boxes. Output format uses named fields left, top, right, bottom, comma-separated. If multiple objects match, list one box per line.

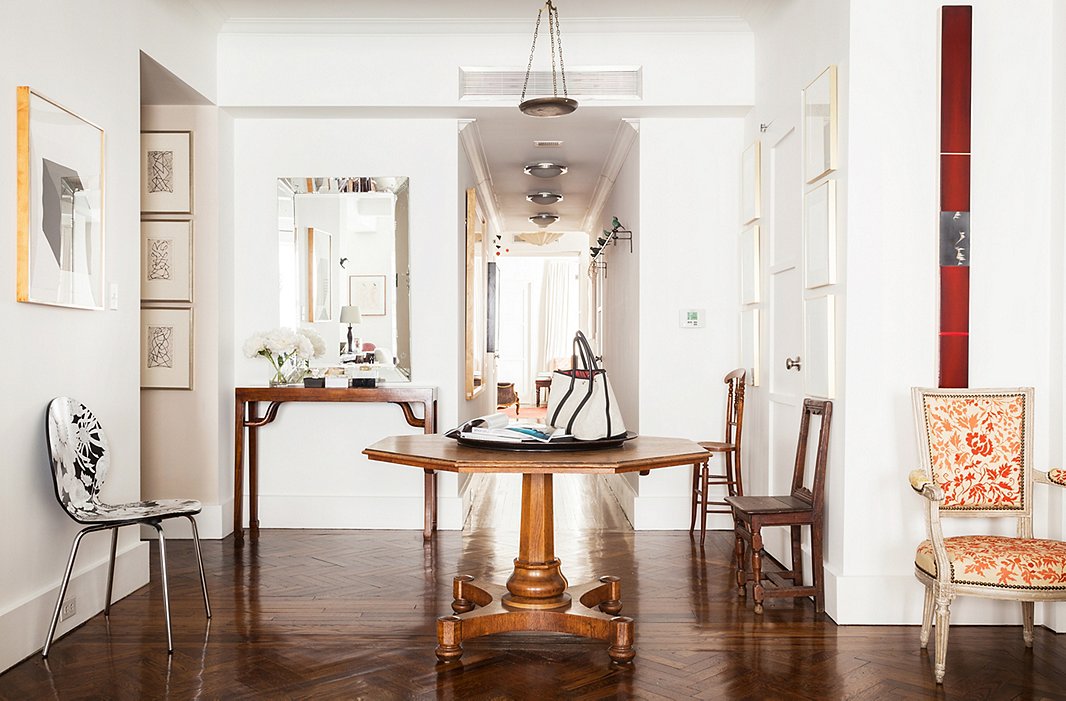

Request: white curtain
left=536, top=259, right=578, bottom=378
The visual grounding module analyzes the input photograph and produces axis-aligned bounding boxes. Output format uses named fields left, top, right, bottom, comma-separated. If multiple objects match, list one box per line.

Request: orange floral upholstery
left=1048, top=469, right=1066, bottom=487
left=919, top=393, right=1026, bottom=510
left=916, top=536, right=1066, bottom=590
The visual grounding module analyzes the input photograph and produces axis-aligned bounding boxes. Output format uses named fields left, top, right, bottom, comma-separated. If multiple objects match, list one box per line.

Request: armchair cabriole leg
left=187, top=515, right=212, bottom=619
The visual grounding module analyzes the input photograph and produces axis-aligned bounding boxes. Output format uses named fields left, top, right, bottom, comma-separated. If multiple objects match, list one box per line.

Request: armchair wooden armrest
left=1034, top=468, right=1066, bottom=487
left=908, top=469, right=944, bottom=502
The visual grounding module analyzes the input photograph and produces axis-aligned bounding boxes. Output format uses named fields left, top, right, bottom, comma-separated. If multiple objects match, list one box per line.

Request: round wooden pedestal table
left=363, top=434, right=707, bottom=664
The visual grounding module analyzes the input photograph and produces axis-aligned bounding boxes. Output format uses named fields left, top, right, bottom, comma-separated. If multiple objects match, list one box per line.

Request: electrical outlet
left=60, top=598, right=76, bottom=621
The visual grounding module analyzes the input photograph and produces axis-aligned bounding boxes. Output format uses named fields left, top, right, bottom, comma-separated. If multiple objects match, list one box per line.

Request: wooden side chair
left=496, top=382, right=520, bottom=414
left=726, top=398, right=833, bottom=614
left=690, top=368, right=746, bottom=545
left=43, top=397, right=211, bottom=656
left=909, top=387, right=1066, bottom=684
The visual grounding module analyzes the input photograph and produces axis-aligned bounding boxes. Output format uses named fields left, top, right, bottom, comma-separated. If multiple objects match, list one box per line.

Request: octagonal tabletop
left=363, top=434, right=707, bottom=475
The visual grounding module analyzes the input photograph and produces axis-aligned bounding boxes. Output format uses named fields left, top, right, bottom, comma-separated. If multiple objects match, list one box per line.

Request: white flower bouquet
left=243, top=327, right=327, bottom=385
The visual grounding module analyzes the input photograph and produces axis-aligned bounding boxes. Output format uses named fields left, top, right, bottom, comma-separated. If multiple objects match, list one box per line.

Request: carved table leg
left=752, top=526, right=765, bottom=614
left=435, top=473, right=636, bottom=664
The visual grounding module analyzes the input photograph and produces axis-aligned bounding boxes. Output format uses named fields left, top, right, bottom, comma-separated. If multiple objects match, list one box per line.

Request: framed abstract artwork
left=803, top=65, right=838, bottom=183
left=803, top=293, right=836, bottom=399
left=349, top=274, right=387, bottom=316
left=803, top=180, right=837, bottom=288
left=740, top=140, right=761, bottom=224
left=307, top=227, right=333, bottom=322
left=141, top=220, right=192, bottom=303
left=16, top=86, right=105, bottom=310
left=740, top=308, right=760, bottom=387
left=140, top=131, right=191, bottom=214
left=739, top=224, right=761, bottom=304
left=141, top=307, right=193, bottom=389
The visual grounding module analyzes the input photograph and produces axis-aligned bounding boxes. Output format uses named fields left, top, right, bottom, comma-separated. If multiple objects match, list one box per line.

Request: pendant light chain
left=520, top=6, right=544, bottom=102
left=551, top=3, right=569, bottom=97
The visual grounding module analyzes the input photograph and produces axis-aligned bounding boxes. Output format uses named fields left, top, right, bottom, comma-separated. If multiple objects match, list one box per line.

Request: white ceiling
left=202, top=0, right=765, bottom=239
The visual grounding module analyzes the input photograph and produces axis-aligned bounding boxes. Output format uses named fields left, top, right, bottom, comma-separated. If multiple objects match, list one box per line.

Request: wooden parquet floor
left=2, top=528, right=1065, bottom=700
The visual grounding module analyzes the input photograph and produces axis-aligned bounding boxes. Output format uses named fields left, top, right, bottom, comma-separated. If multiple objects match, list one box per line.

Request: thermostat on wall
left=680, top=309, right=705, bottom=328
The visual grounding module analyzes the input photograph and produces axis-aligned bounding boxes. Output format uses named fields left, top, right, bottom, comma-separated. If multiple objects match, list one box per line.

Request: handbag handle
left=551, top=331, right=613, bottom=437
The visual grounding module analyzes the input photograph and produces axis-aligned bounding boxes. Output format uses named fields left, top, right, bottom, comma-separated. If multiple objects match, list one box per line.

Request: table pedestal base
left=436, top=574, right=634, bottom=664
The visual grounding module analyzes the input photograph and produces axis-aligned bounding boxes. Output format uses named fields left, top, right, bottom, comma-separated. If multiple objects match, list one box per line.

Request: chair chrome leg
left=152, top=523, right=174, bottom=653
left=104, top=527, right=118, bottom=617
left=43, top=528, right=92, bottom=658
left=187, top=515, right=212, bottom=619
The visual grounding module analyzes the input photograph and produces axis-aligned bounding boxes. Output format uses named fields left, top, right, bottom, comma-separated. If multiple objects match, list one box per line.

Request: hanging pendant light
left=526, top=191, right=564, bottom=205
left=528, top=213, right=560, bottom=227
left=519, top=1, right=578, bottom=117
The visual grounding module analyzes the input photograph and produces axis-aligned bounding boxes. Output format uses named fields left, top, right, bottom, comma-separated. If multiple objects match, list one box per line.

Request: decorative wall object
left=465, top=188, right=487, bottom=399
left=141, top=307, right=192, bottom=389
left=741, top=140, right=761, bottom=224
left=804, top=180, right=837, bottom=288
left=16, top=86, right=105, bottom=309
left=140, top=131, right=191, bottom=214
left=740, top=308, right=760, bottom=386
left=349, top=274, right=387, bottom=316
left=804, top=294, right=836, bottom=398
left=803, top=66, right=838, bottom=183
left=939, top=6, right=971, bottom=388
left=307, top=227, right=332, bottom=321
left=739, top=224, right=760, bottom=304
left=141, top=220, right=192, bottom=303
left=486, top=261, right=499, bottom=354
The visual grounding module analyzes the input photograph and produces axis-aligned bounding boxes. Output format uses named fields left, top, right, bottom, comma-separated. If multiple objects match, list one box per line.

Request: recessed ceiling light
left=529, top=213, right=560, bottom=227
left=524, top=162, right=568, bottom=178
left=526, top=192, right=564, bottom=205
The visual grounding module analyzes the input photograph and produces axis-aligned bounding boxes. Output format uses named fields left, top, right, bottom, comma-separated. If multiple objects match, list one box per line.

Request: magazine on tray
left=445, top=412, right=571, bottom=444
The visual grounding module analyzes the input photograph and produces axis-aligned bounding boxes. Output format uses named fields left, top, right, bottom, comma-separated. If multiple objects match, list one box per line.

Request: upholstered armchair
left=909, top=387, right=1066, bottom=684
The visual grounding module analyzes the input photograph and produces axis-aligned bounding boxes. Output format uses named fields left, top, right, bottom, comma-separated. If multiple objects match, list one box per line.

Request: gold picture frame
left=465, top=188, right=486, bottom=400
left=17, top=86, right=106, bottom=309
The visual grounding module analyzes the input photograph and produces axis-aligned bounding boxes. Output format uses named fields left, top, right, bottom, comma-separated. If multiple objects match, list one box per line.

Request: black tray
left=453, top=431, right=637, bottom=452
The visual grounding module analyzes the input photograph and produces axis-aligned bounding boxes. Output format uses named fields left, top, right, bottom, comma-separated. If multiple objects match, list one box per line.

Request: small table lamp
left=340, top=305, right=362, bottom=354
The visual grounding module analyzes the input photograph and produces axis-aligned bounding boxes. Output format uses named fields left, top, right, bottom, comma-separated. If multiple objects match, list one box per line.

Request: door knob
left=785, top=356, right=802, bottom=371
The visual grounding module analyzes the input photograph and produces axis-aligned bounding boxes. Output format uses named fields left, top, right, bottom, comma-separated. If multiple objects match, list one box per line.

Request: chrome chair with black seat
left=909, top=387, right=1066, bottom=684
left=690, top=368, right=746, bottom=545
left=42, top=397, right=211, bottom=657
left=726, top=398, right=833, bottom=614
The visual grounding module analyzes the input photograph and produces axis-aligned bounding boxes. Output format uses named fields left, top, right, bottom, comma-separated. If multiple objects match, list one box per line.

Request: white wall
left=229, top=118, right=464, bottom=529
left=629, top=118, right=745, bottom=528
left=0, top=0, right=218, bottom=673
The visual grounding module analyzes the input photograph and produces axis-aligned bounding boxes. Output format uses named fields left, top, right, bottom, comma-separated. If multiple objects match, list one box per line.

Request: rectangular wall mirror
left=278, top=177, right=412, bottom=381
left=466, top=187, right=486, bottom=399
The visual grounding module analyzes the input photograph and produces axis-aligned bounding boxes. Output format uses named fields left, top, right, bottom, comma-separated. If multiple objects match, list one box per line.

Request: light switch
left=680, top=309, right=704, bottom=328
left=109, top=283, right=119, bottom=310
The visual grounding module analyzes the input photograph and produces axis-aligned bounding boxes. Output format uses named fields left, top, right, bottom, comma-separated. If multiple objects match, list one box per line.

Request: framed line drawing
left=349, top=274, right=387, bottom=316
left=141, top=220, right=192, bottom=303
left=741, top=140, right=761, bottom=224
left=803, top=65, right=838, bottom=183
left=739, top=224, right=761, bottom=304
left=141, top=307, right=193, bottom=390
left=140, top=131, right=191, bottom=214
left=804, top=180, right=837, bottom=288
left=803, top=293, right=836, bottom=399
left=16, top=86, right=105, bottom=310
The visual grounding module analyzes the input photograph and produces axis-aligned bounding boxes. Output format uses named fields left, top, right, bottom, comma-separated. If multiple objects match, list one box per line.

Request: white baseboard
left=236, top=494, right=464, bottom=530
left=0, top=541, right=149, bottom=673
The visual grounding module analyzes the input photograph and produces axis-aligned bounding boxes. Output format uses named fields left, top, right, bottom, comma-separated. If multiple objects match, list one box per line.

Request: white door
left=765, top=126, right=805, bottom=563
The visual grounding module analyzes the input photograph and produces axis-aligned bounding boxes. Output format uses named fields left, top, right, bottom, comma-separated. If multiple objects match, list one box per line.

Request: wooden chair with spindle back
left=690, top=368, right=746, bottom=545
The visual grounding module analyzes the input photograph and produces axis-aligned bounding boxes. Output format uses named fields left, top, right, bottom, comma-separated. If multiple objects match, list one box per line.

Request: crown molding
left=581, top=119, right=639, bottom=235
left=458, top=119, right=504, bottom=236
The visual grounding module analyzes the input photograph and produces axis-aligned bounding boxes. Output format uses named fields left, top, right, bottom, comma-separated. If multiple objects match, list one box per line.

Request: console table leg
left=424, top=470, right=437, bottom=539
left=248, top=401, right=260, bottom=532
left=233, top=398, right=245, bottom=543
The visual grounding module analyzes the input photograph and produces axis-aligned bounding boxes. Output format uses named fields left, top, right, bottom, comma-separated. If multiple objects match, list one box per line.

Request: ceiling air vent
left=534, top=140, right=563, bottom=148
left=460, top=67, right=642, bottom=101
